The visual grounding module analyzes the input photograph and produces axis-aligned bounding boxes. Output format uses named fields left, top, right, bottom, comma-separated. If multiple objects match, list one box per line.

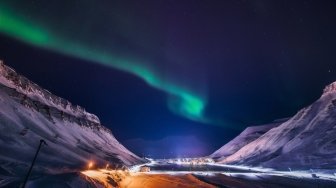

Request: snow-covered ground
left=79, top=161, right=336, bottom=188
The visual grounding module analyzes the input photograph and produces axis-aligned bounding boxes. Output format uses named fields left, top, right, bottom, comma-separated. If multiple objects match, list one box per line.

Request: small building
left=139, top=166, right=150, bottom=172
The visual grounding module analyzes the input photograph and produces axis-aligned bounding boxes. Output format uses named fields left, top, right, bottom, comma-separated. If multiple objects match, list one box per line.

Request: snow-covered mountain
left=215, top=82, right=336, bottom=170
left=210, top=118, right=287, bottom=161
left=0, top=60, right=145, bottom=180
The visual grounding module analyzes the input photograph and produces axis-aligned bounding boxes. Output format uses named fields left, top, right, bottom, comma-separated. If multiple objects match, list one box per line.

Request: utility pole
left=22, top=139, right=47, bottom=188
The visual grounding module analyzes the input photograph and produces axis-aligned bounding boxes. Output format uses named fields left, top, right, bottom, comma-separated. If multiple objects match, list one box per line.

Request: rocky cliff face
left=0, top=60, right=145, bottom=179
left=0, top=60, right=100, bottom=124
left=214, top=82, right=336, bottom=170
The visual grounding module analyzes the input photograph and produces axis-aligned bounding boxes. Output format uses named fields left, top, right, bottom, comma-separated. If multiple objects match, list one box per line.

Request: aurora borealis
left=0, top=4, right=209, bottom=124
left=1, top=0, right=336, bottom=158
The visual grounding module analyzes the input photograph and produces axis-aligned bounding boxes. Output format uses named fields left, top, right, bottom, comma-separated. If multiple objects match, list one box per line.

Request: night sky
left=1, top=0, right=336, bottom=158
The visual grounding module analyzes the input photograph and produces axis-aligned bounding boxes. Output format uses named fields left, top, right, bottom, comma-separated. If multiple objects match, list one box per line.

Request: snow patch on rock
left=323, top=81, right=336, bottom=96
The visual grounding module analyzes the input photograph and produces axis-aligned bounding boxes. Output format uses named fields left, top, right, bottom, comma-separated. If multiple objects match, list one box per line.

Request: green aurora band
left=0, top=7, right=213, bottom=124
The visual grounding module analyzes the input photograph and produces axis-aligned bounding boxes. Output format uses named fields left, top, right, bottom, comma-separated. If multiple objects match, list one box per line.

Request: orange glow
left=81, top=169, right=130, bottom=188
left=88, top=161, right=94, bottom=169
left=81, top=169, right=214, bottom=188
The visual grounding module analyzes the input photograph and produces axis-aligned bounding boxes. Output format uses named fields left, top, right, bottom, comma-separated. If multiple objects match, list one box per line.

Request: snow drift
left=214, top=82, right=336, bottom=169
left=0, top=60, right=145, bottom=183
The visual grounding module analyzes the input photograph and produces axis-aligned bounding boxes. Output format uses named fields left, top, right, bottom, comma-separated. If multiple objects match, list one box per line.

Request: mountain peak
left=323, top=81, right=336, bottom=95
left=0, top=60, right=100, bottom=124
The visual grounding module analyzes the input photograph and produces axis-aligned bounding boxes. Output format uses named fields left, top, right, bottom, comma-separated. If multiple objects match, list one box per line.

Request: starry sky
left=0, top=0, right=336, bottom=158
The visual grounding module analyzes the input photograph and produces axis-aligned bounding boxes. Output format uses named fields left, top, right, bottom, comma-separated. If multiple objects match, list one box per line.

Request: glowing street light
left=88, top=161, right=94, bottom=170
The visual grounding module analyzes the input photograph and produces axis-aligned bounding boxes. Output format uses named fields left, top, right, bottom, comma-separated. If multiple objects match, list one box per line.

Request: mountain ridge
left=0, top=60, right=99, bottom=124
left=212, top=81, right=336, bottom=169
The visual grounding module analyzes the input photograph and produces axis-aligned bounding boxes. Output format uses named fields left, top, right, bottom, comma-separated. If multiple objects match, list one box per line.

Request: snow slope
left=210, top=119, right=287, bottom=161
left=217, top=82, right=336, bottom=169
left=0, top=60, right=145, bottom=181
